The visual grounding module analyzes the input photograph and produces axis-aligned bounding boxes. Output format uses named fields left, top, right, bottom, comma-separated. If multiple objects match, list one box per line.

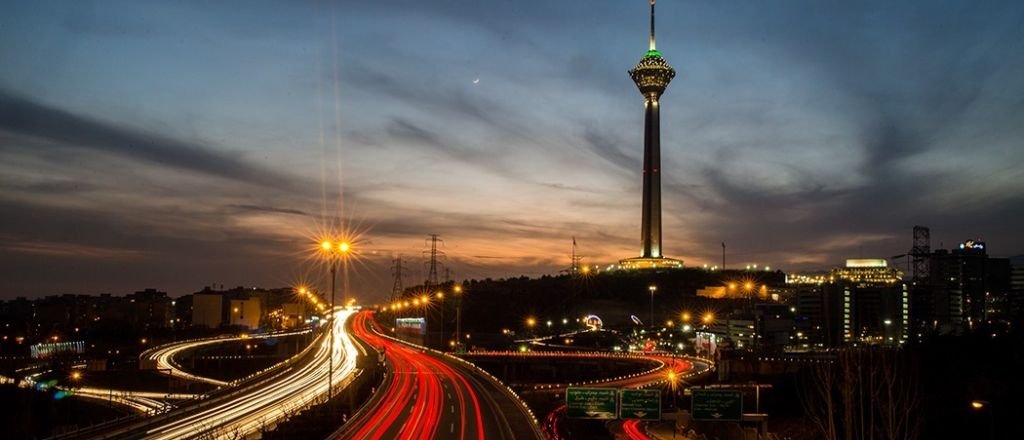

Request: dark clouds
left=649, top=0, right=1024, bottom=265
left=0, top=90, right=305, bottom=190
left=582, top=126, right=636, bottom=176
left=1, top=1, right=1023, bottom=299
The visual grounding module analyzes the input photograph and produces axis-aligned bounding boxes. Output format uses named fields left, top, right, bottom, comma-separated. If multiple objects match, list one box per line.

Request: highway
left=338, top=311, right=543, bottom=440
left=77, top=308, right=360, bottom=440
left=140, top=328, right=314, bottom=387
left=467, top=351, right=711, bottom=392
left=622, top=419, right=651, bottom=440
left=29, top=328, right=316, bottom=421
left=8, top=374, right=194, bottom=415
left=69, top=387, right=195, bottom=413
left=483, top=351, right=710, bottom=440
left=140, top=308, right=359, bottom=439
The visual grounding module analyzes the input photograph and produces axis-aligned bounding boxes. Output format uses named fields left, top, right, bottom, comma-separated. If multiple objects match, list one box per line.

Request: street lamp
left=648, top=285, right=657, bottom=328
left=702, top=312, right=715, bottom=325
left=317, top=238, right=351, bottom=400
left=436, top=291, right=445, bottom=349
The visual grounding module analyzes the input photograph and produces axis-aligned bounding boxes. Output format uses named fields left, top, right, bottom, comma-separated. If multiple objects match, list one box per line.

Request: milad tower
left=620, top=0, right=683, bottom=270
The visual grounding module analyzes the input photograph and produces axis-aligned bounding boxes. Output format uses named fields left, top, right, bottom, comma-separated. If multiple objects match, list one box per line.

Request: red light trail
left=341, top=311, right=498, bottom=439
left=622, top=419, right=651, bottom=440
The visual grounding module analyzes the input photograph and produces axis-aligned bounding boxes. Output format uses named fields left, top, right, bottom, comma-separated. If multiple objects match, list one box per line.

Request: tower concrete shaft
left=630, top=0, right=675, bottom=259
left=640, top=95, right=663, bottom=257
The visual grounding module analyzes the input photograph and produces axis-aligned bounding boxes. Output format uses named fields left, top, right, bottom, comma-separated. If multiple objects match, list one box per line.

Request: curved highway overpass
left=140, top=328, right=314, bottom=387
left=74, top=308, right=360, bottom=440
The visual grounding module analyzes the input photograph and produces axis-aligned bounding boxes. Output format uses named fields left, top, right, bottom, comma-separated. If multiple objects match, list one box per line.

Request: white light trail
left=143, top=328, right=313, bottom=387
left=142, top=308, right=359, bottom=440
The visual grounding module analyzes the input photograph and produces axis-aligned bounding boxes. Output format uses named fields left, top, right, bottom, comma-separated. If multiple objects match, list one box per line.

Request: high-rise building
left=913, top=240, right=1011, bottom=334
left=793, top=282, right=832, bottom=347
left=1010, top=255, right=1024, bottom=321
left=790, top=259, right=907, bottom=347
left=620, top=0, right=683, bottom=270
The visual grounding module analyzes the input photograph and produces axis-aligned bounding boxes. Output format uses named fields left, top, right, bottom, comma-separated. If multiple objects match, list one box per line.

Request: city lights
left=1, top=2, right=1014, bottom=439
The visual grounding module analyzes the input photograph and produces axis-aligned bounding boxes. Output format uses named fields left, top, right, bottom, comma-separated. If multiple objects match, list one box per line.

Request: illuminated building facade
left=706, top=304, right=796, bottom=352
left=790, top=259, right=908, bottom=347
left=230, top=298, right=262, bottom=329
left=620, top=0, right=683, bottom=270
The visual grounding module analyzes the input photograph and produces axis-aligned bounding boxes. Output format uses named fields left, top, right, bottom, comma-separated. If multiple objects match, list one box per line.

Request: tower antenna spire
left=649, top=0, right=657, bottom=51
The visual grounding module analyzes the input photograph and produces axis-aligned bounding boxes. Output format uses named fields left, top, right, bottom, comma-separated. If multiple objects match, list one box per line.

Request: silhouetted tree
left=800, top=347, right=921, bottom=440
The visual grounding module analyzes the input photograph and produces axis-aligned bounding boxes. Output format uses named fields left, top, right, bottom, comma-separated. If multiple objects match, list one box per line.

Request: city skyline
left=2, top=0, right=1024, bottom=300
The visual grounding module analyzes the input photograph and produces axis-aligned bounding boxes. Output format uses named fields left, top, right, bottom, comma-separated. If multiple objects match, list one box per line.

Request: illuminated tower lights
left=620, top=0, right=683, bottom=270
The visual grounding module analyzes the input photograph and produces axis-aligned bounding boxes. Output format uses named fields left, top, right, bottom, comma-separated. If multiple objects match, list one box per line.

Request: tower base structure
left=618, top=256, right=683, bottom=270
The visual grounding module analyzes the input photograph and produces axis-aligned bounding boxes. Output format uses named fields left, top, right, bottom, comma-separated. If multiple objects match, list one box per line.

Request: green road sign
left=619, top=389, right=661, bottom=420
left=692, top=389, right=742, bottom=421
left=566, top=387, right=618, bottom=419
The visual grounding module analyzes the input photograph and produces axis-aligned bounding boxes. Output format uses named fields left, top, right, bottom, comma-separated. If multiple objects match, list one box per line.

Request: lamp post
left=436, top=291, right=445, bottom=350
left=648, top=285, right=657, bottom=328
left=667, top=370, right=677, bottom=408
left=319, top=239, right=350, bottom=400
left=419, top=294, right=429, bottom=340
left=454, top=285, right=463, bottom=352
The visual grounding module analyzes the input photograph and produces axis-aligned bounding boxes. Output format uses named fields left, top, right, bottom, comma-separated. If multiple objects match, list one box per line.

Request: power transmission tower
left=566, top=237, right=584, bottom=275
left=911, top=225, right=930, bottom=283
left=390, top=256, right=404, bottom=303
left=423, top=234, right=445, bottom=290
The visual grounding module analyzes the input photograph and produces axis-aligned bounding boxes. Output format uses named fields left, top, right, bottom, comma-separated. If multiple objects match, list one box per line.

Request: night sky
left=2, top=0, right=1023, bottom=301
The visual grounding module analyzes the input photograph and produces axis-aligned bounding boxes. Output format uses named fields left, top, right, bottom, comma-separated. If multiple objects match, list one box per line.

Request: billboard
left=395, top=317, right=426, bottom=346
left=30, top=340, right=85, bottom=359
